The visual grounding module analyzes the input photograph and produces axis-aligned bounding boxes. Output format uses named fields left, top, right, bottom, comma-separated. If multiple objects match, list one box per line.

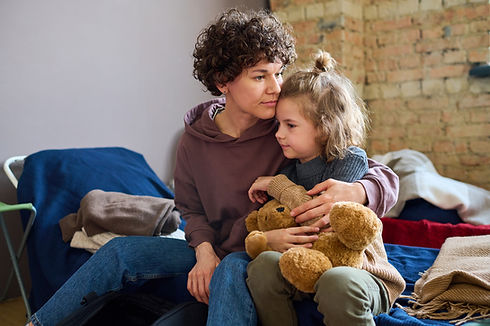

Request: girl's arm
left=264, top=225, right=320, bottom=252
left=248, top=176, right=274, bottom=203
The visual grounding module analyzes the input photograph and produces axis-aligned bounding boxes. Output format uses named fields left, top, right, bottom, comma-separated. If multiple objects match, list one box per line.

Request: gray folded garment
left=59, top=189, right=181, bottom=242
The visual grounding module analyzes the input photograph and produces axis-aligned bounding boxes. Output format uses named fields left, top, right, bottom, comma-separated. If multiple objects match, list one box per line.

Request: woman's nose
left=267, top=77, right=281, bottom=94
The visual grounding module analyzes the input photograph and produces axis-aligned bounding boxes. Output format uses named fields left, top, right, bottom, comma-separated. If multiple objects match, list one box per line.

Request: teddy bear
left=244, top=174, right=382, bottom=293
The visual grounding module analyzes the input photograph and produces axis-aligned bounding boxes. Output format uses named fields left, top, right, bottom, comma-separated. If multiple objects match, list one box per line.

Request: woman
left=28, top=9, right=398, bottom=326
left=178, top=9, right=399, bottom=326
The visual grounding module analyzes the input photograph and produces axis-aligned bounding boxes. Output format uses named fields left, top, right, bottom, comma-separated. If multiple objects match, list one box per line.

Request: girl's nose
left=275, top=127, right=283, bottom=139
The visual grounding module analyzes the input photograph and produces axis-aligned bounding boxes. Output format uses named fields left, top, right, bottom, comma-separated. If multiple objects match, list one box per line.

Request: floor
left=0, top=296, right=28, bottom=325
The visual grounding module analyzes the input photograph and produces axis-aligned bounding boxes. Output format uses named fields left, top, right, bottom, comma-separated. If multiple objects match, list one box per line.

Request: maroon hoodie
left=173, top=98, right=399, bottom=259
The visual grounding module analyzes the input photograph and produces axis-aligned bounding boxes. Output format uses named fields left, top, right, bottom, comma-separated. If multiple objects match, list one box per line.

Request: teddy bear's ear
left=245, top=210, right=259, bottom=232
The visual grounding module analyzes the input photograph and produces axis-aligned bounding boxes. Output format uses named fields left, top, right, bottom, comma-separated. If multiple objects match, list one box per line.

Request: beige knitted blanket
left=403, top=234, right=490, bottom=325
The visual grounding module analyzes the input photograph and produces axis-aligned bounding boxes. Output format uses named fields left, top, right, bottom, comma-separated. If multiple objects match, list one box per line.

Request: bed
left=7, top=147, right=490, bottom=325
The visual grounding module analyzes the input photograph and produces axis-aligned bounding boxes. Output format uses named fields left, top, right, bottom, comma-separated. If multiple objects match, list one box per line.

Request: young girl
left=246, top=51, right=405, bottom=326
left=247, top=50, right=369, bottom=209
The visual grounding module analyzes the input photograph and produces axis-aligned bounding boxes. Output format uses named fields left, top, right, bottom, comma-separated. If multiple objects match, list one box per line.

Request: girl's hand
left=264, top=226, right=320, bottom=252
left=188, top=242, right=220, bottom=304
left=248, top=176, right=274, bottom=203
left=290, top=179, right=367, bottom=228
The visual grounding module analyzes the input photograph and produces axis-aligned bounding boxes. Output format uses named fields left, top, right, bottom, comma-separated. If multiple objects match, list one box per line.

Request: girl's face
left=275, top=97, right=322, bottom=163
left=221, top=59, right=284, bottom=120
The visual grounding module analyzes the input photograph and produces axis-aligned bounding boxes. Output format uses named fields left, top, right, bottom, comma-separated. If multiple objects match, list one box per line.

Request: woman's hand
left=264, top=226, right=320, bottom=252
left=290, top=179, right=367, bottom=228
left=248, top=176, right=274, bottom=203
left=188, top=242, right=220, bottom=304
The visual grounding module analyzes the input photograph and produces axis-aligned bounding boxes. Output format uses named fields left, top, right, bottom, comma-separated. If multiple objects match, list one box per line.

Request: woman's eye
left=287, top=123, right=296, bottom=128
left=255, top=76, right=265, bottom=81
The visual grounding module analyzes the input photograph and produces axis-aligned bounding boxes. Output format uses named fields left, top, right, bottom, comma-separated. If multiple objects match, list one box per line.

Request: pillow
left=381, top=217, right=490, bottom=249
left=17, top=147, right=174, bottom=311
left=398, top=198, right=462, bottom=224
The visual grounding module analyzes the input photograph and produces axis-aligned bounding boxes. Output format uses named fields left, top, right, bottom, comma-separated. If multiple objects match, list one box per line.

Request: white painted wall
left=0, top=0, right=267, bottom=299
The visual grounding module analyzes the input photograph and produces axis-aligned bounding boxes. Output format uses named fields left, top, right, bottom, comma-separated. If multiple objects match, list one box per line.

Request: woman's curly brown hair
left=193, top=8, right=297, bottom=96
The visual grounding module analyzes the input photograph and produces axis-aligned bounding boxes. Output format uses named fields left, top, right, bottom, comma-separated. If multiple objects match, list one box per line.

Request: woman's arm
left=174, top=140, right=220, bottom=303
left=187, top=242, right=221, bottom=304
left=174, top=141, right=217, bottom=249
left=291, top=158, right=399, bottom=226
left=357, top=158, right=399, bottom=217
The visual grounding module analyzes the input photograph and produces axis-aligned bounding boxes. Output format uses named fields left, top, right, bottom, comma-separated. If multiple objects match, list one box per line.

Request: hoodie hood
left=183, top=98, right=278, bottom=143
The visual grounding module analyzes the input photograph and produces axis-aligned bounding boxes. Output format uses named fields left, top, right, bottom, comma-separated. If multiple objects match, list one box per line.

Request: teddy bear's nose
left=276, top=207, right=285, bottom=212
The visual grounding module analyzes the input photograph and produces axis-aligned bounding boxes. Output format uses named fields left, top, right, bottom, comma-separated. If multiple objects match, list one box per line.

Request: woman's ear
left=216, top=84, right=228, bottom=95
left=215, top=71, right=229, bottom=95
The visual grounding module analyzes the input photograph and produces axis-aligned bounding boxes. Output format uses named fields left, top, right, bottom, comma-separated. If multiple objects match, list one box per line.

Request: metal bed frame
left=1, top=156, right=36, bottom=319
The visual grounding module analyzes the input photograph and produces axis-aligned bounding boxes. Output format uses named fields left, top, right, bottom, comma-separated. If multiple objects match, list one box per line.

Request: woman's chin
left=257, top=107, right=276, bottom=120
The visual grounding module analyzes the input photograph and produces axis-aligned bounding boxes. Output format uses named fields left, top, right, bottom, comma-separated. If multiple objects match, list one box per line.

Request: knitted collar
left=294, top=156, right=326, bottom=181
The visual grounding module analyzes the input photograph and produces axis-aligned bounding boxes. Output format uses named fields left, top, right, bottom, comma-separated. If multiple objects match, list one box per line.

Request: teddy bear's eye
left=276, top=207, right=285, bottom=212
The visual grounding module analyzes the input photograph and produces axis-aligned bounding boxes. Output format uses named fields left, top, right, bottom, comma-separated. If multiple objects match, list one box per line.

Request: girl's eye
left=287, top=123, right=296, bottom=128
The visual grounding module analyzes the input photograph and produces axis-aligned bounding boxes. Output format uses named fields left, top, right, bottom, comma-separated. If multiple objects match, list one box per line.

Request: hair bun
left=313, top=50, right=336, bottom=73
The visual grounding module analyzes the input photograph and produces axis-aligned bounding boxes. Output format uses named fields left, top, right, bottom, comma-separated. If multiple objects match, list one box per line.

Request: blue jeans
left=207, top=252, right=257, bottom=326
left=30, top=236, right=195, bottom=325
left=30, top=237, right=257, bottom=326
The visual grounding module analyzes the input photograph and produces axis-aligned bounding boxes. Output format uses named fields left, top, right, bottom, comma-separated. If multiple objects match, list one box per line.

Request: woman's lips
left=262, top=100, right=277, bottom=107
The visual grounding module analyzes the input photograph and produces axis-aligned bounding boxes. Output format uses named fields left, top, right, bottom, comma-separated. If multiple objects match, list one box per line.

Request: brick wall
left=270, top=0, right=490, bottom=190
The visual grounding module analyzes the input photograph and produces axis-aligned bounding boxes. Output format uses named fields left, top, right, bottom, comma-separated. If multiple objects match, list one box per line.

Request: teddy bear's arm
left=267, top=174, right=312, bottom=209
left=245, top=231, right=270, bottom=259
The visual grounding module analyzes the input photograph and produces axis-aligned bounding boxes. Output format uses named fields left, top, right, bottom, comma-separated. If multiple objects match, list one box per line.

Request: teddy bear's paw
left=330, top=201, right=382, bottom=250
left=279, top=247, right=332, bottom=293
left=245, top=231, right=269, bottom=259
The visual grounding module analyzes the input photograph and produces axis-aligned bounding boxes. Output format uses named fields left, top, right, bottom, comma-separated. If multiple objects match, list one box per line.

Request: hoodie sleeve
left=357, top=158, right=399, bottom=217
left=174, top=137, right=216, bottom=249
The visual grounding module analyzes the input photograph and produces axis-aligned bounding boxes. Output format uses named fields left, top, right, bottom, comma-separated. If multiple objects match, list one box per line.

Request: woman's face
left=222, top=59, right=284, bottom=120
left=275, top=97, right=322, bottom=163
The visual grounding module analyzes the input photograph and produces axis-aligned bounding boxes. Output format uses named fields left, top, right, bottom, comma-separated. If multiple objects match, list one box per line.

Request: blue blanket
left=17, top=147, right=174, bottom=311
left=375, top=244, right=452, bottom=325
left=17, top=147, right=457, bottom=325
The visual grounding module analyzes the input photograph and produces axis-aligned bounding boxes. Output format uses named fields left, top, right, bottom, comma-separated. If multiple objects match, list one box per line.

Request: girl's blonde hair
left=279, top=50, right=369, bottom=160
